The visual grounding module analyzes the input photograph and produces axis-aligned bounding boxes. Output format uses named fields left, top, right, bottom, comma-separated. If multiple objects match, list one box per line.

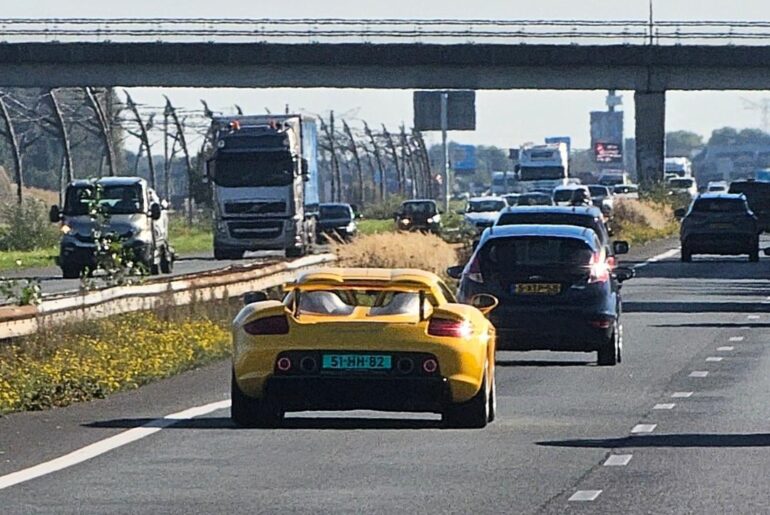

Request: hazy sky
left=5, top=1, right=770, bottom=149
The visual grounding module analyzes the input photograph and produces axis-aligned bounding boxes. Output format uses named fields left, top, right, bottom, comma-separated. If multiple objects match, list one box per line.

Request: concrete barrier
left=0, top=254, right=336, bottom=340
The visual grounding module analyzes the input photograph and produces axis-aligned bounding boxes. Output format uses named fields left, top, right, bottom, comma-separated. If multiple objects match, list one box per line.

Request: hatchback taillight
left=588, top=252, right=610, bottom=284
left=466, top=254, right=483, bottom=283
left=428, top=318, right=473, bottom=339
left=243, top=315, right=289, bottom=335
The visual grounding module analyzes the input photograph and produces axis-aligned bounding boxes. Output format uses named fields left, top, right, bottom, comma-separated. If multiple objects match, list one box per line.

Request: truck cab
left=49, top=177, right=173, bottom=279
left=207, top=115, right=319, bottom=259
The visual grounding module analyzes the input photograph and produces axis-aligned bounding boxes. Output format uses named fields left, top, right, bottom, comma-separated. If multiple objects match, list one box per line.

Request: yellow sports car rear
left=231, top=268, right=497, bottom=428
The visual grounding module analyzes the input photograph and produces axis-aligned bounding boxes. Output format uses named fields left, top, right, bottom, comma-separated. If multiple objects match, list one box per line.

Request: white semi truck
left=515, top=142, right=570, bottom=193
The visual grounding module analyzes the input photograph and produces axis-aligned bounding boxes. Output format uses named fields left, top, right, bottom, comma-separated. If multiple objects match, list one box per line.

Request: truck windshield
left=212, top=153, right=294, bottom=187
left=64, top=184, right=144, bottom=216
left=519, top=166, right=565, bottom=181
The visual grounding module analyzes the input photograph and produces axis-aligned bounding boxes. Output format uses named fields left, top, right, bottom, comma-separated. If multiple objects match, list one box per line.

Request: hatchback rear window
left=691, top=199, right=747, bottom=213
left=553, top=190, right=575, bottom=203
left=481, top=236, right=594, bottom=268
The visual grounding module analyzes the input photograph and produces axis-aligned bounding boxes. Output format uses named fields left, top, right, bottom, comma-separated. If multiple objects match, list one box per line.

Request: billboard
left=413, top=91, right=476, bottom=131
left=590, top=111, right=623, bottom=164
left=452, top=144, right=476, bottom=175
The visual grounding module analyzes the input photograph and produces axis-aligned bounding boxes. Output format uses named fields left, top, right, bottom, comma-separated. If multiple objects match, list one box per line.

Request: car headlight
left=345, top=222, right=356, bottom=232
left=428, top=214, right=441, bottom=224
left=60, top=224, right=72, bottom=234
left=400, top=218, right=411, bottom=226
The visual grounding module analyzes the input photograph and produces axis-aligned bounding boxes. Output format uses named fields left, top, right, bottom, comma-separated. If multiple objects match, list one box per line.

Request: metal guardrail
left=0, top=18, right=769, bottom=45
left=0, top=253, right=336, bottom=340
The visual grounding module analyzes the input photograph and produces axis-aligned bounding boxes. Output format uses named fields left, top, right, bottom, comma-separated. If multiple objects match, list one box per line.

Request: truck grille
left=224, top=201, right=286, bottom=215
left=228, top=220, right=284, bottom=240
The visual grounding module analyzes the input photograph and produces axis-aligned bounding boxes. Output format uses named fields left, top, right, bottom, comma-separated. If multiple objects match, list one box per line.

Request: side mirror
left=613, top=240, right=630, bottom=255
left=49, top=205, right=61, bottom=223
left=614, top=266, right=635, bottom=283
left=674, top=208, right=686, bottom=219
left=470, top=294, right=499, bottom=316
left=161, top=199, right=170, bottom=210
left=301, top=158, right=309, bottom=175
left=446, top=265, right=464, bottom=280
left=244, top=291, right=269, bottom=305
left=150, top=203, right=162, bottom=220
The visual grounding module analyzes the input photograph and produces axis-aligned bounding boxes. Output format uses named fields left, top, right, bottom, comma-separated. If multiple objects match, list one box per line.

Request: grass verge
left=612, top=198, right=679, bottom=246
left=358, top=218, right=395, bottom=235
left=169, top=216, right=213, bottom=255
left=0, top=248, right=57, bottom=271
left=0, top=306, right=233, bottom=415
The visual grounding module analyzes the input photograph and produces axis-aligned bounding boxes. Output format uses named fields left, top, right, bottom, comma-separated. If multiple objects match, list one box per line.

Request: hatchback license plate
left=322, top=354, right=392, bottom=370
left=513, top=283, right=561, bottom=295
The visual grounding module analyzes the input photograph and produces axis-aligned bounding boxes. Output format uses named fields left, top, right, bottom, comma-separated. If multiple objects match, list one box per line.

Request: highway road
left=1, top=238, right=770, bottom=513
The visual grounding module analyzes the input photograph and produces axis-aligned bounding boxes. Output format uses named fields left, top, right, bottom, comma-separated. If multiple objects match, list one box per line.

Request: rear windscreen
left=496, top=213, right=598, bottom=233
left=691, top=199, right=746, bottom=213
left=480, top=237, right=594, bottom=269
left=553, top=190, right=574, bottom=202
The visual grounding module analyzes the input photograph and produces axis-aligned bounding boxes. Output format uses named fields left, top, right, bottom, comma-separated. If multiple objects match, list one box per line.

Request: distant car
left=495, top=205, right=628, bottom=265
left=728, top=179, right=770, bottom=232
left=317, top=203, right=358, bottom=243
left=231, top=268, right=498, bottom=428
left=463, top=197, right=508, bottom=232
left=394, top=199, right=441, bottom=234
left=587, top=185, right=614, bottom=216
left=511, top=192, right=554, bottom=207
left=667, top=177, right=698, bottom=201
left=553, top=184, right=590, bottom=206
left=448, top=224, right=634, bottom=366
left=677, top=193, right=759, bottom=262
left=502, top=194, right=521, bottom=207
left=613, top=184, right=639, bottom=199
left=706, top=181, right=728, bottom=193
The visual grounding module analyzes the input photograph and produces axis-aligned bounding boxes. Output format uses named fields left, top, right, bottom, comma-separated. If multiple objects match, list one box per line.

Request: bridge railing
left=0, top=18, right=769, bottom=45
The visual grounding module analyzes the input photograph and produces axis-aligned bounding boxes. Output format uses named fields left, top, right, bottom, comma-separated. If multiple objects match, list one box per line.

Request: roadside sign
left=413, top=91, right=476, bottom=131
left=452, top=145, right=476, bottom=175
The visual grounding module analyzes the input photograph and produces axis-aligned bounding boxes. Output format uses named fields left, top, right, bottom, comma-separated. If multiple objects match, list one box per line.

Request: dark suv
left=448, top=225, right=634, bottom=366
left=677, top=193, right=759, bottom=262
left=495, top=205, right=628, bottom=266
left=727, top=180, right=770, bottom=232
left=394, top=200, right=441, bottom=234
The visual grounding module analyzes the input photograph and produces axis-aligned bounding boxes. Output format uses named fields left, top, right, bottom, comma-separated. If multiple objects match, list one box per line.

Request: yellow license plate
left=513, top=283, right=561, bottom=295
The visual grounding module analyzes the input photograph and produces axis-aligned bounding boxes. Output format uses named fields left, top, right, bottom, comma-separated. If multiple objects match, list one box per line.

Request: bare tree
left=0, top=93, right=24, bottom=204
left=85, top=87, right=116, bottom=177
left=382, top=125, right=403, bottom=196
left=364, top=121, right=386, bottom=202
left=342, top=120, right=365, bottom=206
left=164, top=96, right=194, bottom=225
left=123, top=90, right=156, bottom=187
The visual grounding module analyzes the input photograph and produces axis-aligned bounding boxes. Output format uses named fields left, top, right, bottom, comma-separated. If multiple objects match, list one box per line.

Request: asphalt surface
left=2, top=237, right=770, bottom=513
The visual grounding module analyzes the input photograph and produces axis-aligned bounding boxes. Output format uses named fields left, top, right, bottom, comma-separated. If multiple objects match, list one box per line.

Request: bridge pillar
left=634, top=91, right=666, bottom=186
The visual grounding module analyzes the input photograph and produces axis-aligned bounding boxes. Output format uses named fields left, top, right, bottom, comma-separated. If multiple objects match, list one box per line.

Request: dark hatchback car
left=317, top=203, right=358, bottom=242
left=448, top=225, right=634, bottom=366
left=394, top=199, right=441, bottom=234
left=495, top=205, right=629, bottom=266
left=727, top=180, right=770, bottom=232
left=676, top=193, right=759, bottom=262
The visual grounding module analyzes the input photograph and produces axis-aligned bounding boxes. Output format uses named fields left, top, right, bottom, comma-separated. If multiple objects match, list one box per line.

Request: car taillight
left=588, top=252, right=610, bottom=284
left=243, top=315, right=289, bottom=335
left=428, top=318, right=473, bottom=338
left=466, top=254, right=484, bottom=283
left=607, top=256, right=617, bottom=270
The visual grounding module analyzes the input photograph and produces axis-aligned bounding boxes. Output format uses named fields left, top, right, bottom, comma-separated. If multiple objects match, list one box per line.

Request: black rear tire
left=231, top=371, right=283, bottom=428
left=681, top=245, right=692, bottom=263
left=443, top=366, right=490, bottom=429
left=160, top=246, right=174, bottom=273
left=597, top=323, right=620, bottom=366
left=749, top=248, right=760, bottom=262
left=62, top=265, right=81, bottom=279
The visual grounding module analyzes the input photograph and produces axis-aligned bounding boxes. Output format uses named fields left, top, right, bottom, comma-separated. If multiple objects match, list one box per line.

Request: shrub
left=0, top=199, right=59, bottom=251
left=361, top=195, right=406, bottom=220
left=612, top=198, right=678, bottom=245
left=331, top=231, right=458, bottom=278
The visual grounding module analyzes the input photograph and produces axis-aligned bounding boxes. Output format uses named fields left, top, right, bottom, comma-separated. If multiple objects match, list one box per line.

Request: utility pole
left=0, top=93, right=23, bottom=205
left=440, top=92, right=450, bottom=213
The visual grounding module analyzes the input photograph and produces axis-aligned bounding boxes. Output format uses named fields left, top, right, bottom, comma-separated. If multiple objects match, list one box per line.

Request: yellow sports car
left=231, top=267, right=498, bottom=428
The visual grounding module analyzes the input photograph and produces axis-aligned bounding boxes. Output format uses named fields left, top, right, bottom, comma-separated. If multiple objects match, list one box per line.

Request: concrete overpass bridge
left=2, top=18, right=770, bottom=182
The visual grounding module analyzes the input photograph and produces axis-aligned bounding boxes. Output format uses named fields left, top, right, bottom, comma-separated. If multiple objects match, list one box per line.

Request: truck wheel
left=285, top=246, right=306, bottom=258
left=160, top=246, right=174, bottom=273
left=214, top=247, right=244, bottom=260
left=62, top=265, right=81, bottom=279
left=231, top=371, right=283, bottom=428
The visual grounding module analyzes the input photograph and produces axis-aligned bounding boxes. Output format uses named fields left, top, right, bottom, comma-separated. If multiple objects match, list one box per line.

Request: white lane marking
left=747, top=315, right=760, bottom=320
left=569, top=490, right=602, bottom=501
left=717, top=346, right=735, bottom=352
left=633, top=248, right=681, bottom=269
left=604, top=454, right=633, bottom=466
left=0, top=399, right=231, bottom=491
left=706, top=357, right=723, bottom=362
left=689, top=371, right=709, bottom=377
left=729, top=336, right=745, bottom=342
left=672, top=391, right=693, bottom=398
left=631, top=424, right=657, bottom=434
left=654, top=403, right=676, bottom=410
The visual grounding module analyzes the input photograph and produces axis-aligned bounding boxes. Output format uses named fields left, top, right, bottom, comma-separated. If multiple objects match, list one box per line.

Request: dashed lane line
left=631, top=424, right=657, bottom=434
left=0, top=399, right=231, bottom=491
left=671, top=392, right=693, bottom=398
left=569, top=490, right=603, bottom=502
left=632, top=248, right=680, bottom=269
left=653, top=403, right=676, bottom=410
left=689, top=371, right=709, bottom=378
left=604, top=455, right=633, bottom=467
left=706, top=357, right=723, bottom=362
left=747, top=315, right=760, bottom=320
left=729, top=336, right=745, bottom=342
left=717, top=346, right=735, bottom=352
